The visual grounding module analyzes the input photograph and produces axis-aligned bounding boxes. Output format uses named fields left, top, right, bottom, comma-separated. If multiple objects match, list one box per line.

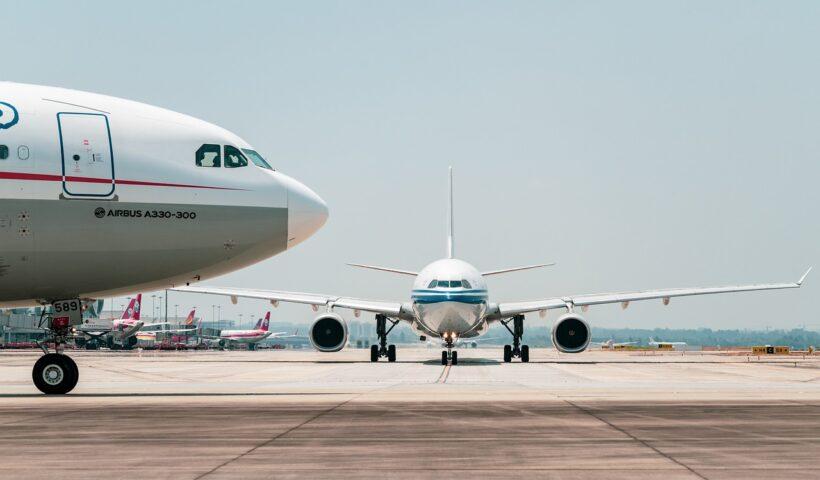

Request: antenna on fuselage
left=447, top=166, right=454, bottom=259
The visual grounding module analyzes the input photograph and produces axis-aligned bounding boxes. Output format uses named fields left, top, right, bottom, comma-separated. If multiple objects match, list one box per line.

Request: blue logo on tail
left=0, top=102, right=19, bottom=130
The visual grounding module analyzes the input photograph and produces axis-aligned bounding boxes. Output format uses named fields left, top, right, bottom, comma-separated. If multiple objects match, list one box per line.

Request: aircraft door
left=58, top=113, right=115, bottom=197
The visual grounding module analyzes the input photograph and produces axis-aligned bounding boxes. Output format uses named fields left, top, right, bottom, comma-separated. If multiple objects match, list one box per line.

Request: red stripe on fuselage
left=0, top=172, right=242, bottom=191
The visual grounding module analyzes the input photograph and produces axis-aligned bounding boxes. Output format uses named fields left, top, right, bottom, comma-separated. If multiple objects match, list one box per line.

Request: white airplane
left=176, top=168, right=810, bottom=366
left=592, top=339, right=638, bottom=349
left=0, top=82, right=328, bottom=393
left=648, top=337, right=687, bottom=349
left=196, top=312, right=289, bottom=350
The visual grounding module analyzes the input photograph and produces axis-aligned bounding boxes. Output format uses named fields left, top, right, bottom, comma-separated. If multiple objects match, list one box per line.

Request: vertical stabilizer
left=185, top=309, right=196, bottom=326
left=261, top=312, right=270, bottom=332
left=122, top=294, right=142, bottom=320
left=447, top=166, right=454, bottom=259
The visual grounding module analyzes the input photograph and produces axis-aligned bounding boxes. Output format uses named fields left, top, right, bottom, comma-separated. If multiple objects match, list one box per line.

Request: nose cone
left=281, top=174, right=328, bottom=249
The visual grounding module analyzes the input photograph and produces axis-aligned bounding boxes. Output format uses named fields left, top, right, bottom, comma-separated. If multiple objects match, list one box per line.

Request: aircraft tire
left=370, top=345, right=379, bottom=362
left=451, top=351, right=458, bottom=365
left=441, top=351, right=448, bottom=365
left=521, top=345, right=530, bottom=363
left=503, top=345, right=512, bottom=363
left=32, top=354, right=78, bottom=395
left=387, top=344, right=396, bottom=362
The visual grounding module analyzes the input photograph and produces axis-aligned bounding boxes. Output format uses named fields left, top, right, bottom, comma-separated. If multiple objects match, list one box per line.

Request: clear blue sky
left=6, top=1, right=819, bottom=330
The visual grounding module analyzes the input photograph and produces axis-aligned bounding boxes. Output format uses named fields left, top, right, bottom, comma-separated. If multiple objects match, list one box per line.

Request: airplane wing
left=494, top=268, right=811, bottom=318
left=172, top=286, right=405, bottom=317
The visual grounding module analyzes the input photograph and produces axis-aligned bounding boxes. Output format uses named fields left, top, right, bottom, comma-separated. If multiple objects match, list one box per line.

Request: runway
left=1, top=348, right=818, bottom=479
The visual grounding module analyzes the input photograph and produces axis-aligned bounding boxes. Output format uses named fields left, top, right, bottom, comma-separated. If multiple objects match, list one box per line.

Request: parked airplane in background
left=196, top=312, right=289, bottom=349
left=135, top=308, right=199, bottom=343
left=77, top=294, right=144, bottom=348
left=0, top=82, right=327, bottom=393
left=593, top=339, right=638, bottom=349
left=648, top=338, right=687, bottom=349
left=177, top=168, right=810, bottom=366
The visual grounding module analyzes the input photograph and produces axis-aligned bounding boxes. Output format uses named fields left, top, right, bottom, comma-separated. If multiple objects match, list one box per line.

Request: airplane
left=0, top=82, right=328, bottom=393
left=592, top=339, right=638, bottom=349
left=195, top=312, right=288, bottom=350
left=134, top=307, right=199, bottom=344
left=76, top=294, right=144, bottom=348
left=648, top=337, right=687, bottom=349
left=175, top=168, right=810, bottom=366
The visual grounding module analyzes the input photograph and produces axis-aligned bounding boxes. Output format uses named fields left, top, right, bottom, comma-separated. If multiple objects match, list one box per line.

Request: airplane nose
left=281, top=174, right=328, bottom=249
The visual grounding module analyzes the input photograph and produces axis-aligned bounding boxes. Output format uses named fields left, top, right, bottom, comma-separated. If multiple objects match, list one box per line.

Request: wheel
left=451, top=351, right=458, bottom=365
left=441, top=351, right=448, bottom=365
left=521, top=345, right=530, bottom=363
left=32, top=354, right=77, bottom=395
left=503, top=345, right=512, bottom=363
left=387, top=344, right=396, bottom=362
left=248, top=343, right=257, bottom=351
left=125, top=336, right=138, bottom=349
left=370, top=345, right=379, bottom=362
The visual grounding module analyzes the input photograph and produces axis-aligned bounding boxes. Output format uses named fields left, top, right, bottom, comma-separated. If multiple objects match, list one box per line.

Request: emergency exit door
left=58, top=113, right=115, bottom=197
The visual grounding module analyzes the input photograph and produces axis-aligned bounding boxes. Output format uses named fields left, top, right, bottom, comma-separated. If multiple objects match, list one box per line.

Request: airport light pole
left=174, top=304, right=178, bottom=321
left=239, top=313, right=243, bottom=329
left=151, top=294, right=156, bottom=321
left=217, top=306, right=222, bottom=331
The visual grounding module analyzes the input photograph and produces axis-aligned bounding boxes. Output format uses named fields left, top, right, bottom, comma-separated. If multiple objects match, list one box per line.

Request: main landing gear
left=501, top=315, right=529, bottom=363
left=32, top=304, right=80, bottom=394
left=370, top=314, right=397, bottom=362
left=441, top=333, right=458, bottom=365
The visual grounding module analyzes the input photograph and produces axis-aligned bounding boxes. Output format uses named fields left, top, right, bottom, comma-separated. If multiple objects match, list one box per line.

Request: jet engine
left=551, top=313, right=591, bottom=353
left=309, top=313, right=348, bottom=352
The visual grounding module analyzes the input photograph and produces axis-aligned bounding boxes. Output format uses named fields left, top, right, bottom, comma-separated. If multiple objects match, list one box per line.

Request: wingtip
left=798, top=266, right=812, bottom=286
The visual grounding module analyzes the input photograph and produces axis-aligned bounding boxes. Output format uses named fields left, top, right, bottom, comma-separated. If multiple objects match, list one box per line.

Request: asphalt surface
left=0, top=348, right=818, bottom=479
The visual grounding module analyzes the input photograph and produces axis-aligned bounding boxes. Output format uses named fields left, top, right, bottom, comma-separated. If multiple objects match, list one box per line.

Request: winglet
left=798, top=267, right=812, bottom=286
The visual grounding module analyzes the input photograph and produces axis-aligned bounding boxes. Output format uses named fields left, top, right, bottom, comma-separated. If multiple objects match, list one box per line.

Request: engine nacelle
left=309, top=313, right=348, bottom=352
left=551, top=313, right=591, bottom=353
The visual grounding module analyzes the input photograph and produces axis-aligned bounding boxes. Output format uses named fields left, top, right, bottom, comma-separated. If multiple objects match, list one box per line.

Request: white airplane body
left=177, top=168, right=810, bottom=365
left=0, top=82, right=327, bottom=393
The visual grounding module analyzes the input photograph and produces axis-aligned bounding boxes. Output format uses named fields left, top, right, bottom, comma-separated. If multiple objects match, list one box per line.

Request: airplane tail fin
left=447, top=166, right=454, bottom=259
left=122, top=294, right=142, bottom=320
left=185, top=309, right=196, bottom=326
left=261, top=312, right=270, bottom=332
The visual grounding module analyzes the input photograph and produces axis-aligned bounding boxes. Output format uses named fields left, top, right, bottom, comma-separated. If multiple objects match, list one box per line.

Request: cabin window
left=462, top=279, right=472, bottom=289
left=224, top=145, right=248, bottom=168
left=242, top=149, right=274, bottom=170
left=17, top=145, right=29, bottom=160
left=427, top=280, right=437, bottom=288
left=195, top=144, right=221, bottom=167
left=0, top=145, right=7, bottom=160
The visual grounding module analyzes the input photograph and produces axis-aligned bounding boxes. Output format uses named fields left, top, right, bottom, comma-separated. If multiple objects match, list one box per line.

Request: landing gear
left=370, top=314, right=398, bottom=362
left=32, top=300, right=82, bottom=394
left=441, top=334, right=458, bottom=365
left=501, top=314, right=530, bottom=363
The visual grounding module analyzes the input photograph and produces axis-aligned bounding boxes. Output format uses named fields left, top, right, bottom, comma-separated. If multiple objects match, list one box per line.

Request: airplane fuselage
left=0, top=83, right=327, bottom=307
left=409, top=258, right=490, bottom=340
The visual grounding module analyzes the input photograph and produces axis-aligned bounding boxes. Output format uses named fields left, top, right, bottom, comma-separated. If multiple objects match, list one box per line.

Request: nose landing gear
left=32, top=302, right=82, bottom=394
left=501, top=314, right=529, bottom=363
left=370, top=314, right=398, bottom=362
left=441, top=334, right=458, bottom=365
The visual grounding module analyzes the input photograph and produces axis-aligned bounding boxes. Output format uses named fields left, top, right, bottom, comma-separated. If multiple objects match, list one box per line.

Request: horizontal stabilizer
left=481, top=263, right=556, bottom=276
left=346, top=263, right=418, bottom=276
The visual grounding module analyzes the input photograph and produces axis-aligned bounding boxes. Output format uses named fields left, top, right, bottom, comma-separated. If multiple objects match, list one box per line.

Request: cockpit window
left=427, top=280, right=437, bottom=288
left=195, top=144, right=221, bottom=167
left=242, top=149, right=274, bottom=170
left=224, top=145, right=249, bottom=168
left=450, top=280, right=463, bottom=288
left=462, top=279, right=472, bottom=289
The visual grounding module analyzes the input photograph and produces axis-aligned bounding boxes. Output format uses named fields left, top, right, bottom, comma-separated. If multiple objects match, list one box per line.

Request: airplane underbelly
left=0, top=198, right=287, bottom=305
left=414, top=300, right=486, bottom=337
